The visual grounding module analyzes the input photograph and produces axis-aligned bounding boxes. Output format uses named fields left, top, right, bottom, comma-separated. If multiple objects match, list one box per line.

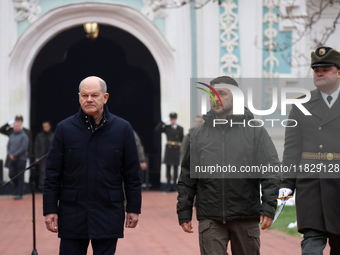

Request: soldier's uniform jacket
left=281, top=89, right=340, bottom=234
left=155, top=121, right=184, bottom=166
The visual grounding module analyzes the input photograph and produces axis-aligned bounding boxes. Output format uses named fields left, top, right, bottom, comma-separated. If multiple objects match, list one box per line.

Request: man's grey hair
left=79, top=76, right=107, bottom=94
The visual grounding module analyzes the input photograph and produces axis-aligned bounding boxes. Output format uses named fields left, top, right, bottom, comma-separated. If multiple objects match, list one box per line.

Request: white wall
left=0, top=1, right=22, bottom=181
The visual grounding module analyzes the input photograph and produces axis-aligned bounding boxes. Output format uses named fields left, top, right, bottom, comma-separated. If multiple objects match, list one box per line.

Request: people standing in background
left=34, top=120, right=54, bottom=191
left=4, top=117, right=29, bottom=199
left=134, top=130, right=149, bottom=189
left=0, top=115, right=34, bottom=170
left=155, top=112, right=183, bottom=192
left=134, top=130, right=147, bottom=171
left=180, top=116, right=203, bottom=163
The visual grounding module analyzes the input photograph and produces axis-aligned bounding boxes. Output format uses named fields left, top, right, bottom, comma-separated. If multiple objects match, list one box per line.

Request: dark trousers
left=301, top=229, right=340, bottom=255
left=60, top=238, right=118, bottom=255
left=8, top=159, right=26, bottom=196
left=199, top=219, right=260, bottom=255
left=166, top=165, right=178, bottom=183
left=166, top=165, right=178, bottom=191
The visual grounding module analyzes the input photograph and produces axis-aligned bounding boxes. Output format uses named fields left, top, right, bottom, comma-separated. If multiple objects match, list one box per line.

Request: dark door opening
left=30, top=24, right=161, bottom=189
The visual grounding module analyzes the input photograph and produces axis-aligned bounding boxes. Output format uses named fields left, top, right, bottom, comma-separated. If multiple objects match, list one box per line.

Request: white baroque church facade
left=0, top=0, right=339, bottom=187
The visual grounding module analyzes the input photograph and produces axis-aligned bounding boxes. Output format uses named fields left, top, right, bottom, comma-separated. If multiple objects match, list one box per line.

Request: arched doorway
left=8, top=3, right=176, bottom=190
left=30, top=24, right=161, bottom=189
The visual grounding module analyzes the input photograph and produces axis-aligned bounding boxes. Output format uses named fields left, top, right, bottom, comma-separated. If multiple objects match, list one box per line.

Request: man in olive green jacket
left=177, top=76, right=280, bottom=255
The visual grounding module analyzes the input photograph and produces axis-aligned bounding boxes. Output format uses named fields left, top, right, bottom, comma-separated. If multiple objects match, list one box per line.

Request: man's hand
left=125, top=213, right=139, bottom=228
left=45, top=213, right=58, bottom=233
left=278, top=188, right=293, bottom=198
left=260, top=215, right=273, bottom=230
left=140, top=162, right=147, bottom=171
left=9, top=155, right=17, bottom=161
left=180, top=221, right=193, bottom=233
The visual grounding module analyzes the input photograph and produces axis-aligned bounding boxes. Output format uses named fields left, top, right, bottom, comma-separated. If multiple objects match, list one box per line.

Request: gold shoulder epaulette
left=295, top=93, right=306, bottom=99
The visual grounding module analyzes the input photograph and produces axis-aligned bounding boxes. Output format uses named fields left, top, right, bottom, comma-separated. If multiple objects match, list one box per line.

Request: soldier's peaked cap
left=311, top=47, right=340, bottom=68
left=169, top=112, right=177, bottom=119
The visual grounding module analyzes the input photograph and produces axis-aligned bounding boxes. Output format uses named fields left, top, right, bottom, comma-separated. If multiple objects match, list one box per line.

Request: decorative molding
left=8, top=2, right=175, bottom=129
left=279, top=0, right=307, bottom=31
left=13, top=0, right=41, bottom=23
left=263, top=0, right=279, bottom=78
left=219, top=0, right=241, bottom=78
left=141, top=0, right=168, bottom=21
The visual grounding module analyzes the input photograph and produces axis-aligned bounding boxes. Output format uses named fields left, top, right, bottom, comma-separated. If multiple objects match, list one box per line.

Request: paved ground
left=0, top=191, right=330, bottom=254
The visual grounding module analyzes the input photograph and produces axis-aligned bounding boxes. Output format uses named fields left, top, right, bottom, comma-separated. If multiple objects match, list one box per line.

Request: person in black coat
left=43, top=76, right=141, bottom=255
left=34, top=120, right=54, bottom=190
left=155, top=112, right=183, bottom=192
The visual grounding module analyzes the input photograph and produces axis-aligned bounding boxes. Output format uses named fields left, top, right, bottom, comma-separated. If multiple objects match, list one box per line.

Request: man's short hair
left=79, top=77, right=107, bottom=94
left=210, top=76, right=238, bottom=87
left=42, top=120, right=51, bottom=125
left=15, top=115, right=23, bottom=122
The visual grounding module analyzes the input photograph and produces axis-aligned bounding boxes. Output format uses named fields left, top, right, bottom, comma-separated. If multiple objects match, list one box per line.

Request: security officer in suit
left=280, top=47, right=340, bottom=254
left=155, top=112, right=184, bottom=192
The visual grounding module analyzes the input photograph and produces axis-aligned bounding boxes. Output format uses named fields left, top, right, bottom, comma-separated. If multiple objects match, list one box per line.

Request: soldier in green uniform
left=280, top=47, right=340, bottom=254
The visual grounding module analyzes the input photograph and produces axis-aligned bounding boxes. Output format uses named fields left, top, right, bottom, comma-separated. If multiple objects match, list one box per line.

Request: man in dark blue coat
left=43, top=76, right=141, bottom=255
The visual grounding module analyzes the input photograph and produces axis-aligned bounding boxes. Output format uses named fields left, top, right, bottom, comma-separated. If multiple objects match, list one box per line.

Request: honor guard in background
left=155, top=112, right=183, bottom=192
left=280, top=47, right=340, bottom=254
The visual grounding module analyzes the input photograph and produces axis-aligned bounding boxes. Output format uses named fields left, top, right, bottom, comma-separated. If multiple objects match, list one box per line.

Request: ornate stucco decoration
left=262, top=0, right=280, bottom=110
left=13, top=0, right=42, bottom=23
left=279, top=0, right=308, bottom=31
left=219, top=0, right=241, bottom=78
left=141, top=0, right=168, bottom=21
left=263, top=0, right=280, bottom=78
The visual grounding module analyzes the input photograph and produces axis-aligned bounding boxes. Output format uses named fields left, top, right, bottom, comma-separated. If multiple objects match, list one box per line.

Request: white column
left=161, top=5, right=192, bottom=183
left=239, top=0, right=263, bottom=78
left=0, top=1, right=18, bottom=181
left=196, top=1, right=220, bottom=78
